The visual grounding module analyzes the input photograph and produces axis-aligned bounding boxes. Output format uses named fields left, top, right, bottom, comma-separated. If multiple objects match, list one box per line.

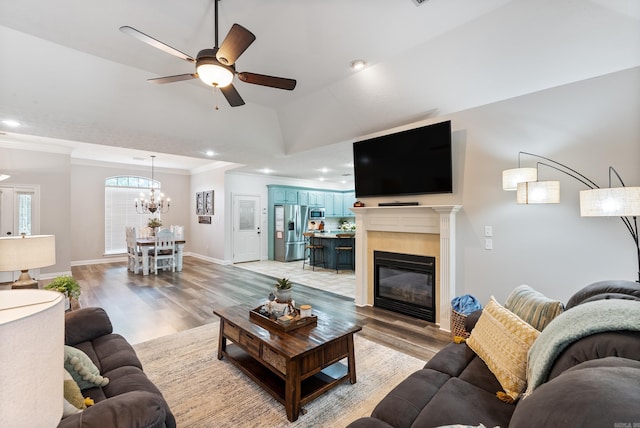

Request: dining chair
left=170, top=225, right=184, bottom=240
left=125, top=227, right=144, bottom=274
left=150, top=228, right=175, bottom=274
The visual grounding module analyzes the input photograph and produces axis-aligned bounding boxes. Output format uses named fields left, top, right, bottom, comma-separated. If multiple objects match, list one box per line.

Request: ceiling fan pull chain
left=213, top=86, right=220, bottom=110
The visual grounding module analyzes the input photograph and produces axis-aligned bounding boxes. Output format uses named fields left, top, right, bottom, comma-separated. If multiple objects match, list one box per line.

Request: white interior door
left=233, top=194, right=261, bottom=263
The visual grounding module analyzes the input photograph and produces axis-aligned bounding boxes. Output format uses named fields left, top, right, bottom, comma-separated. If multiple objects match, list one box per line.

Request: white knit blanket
left=524, top=298, right=640, bottom=398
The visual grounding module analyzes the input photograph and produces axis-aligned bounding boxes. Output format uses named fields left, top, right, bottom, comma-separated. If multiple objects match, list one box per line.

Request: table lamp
left=0, top=289, right=65, bottom=426
left=0, top=235, right=56, bottom=288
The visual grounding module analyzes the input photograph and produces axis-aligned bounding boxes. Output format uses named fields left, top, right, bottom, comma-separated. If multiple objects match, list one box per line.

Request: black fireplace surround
left=374, top=251, right=436, bottom=322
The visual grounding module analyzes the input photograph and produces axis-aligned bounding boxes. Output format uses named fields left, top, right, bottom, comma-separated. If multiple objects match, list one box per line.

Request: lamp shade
left=0, top=289, right=65, bottom=426
left=517, top=181, right=560, bottom=204
left=0, top=235, right=56, bottom=272
left=580, top=187, right=640, bottom=217
left=197, top=63, right=234, bottom=88
left=503, top=168, right=537, bottom=191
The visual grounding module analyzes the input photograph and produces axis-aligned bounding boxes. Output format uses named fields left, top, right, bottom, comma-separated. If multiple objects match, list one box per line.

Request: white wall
left=1, top=67, right=638, bottom=307
left=0, top=149, right=71, bottom=277
left=70, top=161, right=191, bottom=263
left=217, top=171, right=351, bottom=263
left=187, top=164, right=238, bottom=263
left=358, top=67, right=640, bottom=304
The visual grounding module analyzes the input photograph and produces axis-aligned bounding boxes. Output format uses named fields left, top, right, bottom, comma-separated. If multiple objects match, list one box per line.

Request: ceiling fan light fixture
left=196, top=49, right=234, bottom=88
left=197, top=63, right=234, bottom=87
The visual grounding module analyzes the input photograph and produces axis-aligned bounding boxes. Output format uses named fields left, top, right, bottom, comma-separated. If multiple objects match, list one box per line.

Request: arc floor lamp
left=503, top=152, right=640, bottom=282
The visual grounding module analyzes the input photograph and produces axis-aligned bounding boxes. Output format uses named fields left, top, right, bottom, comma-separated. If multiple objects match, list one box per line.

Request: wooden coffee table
left=214, top=304, right=362, bottom=422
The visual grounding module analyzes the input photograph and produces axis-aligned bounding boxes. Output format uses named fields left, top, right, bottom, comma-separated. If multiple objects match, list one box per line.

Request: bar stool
left=335, top=233, right=354, bottom=273
left=303, top=232, right=325, bottom=271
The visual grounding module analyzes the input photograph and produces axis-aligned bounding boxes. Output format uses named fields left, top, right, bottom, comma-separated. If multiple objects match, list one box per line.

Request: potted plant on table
left=274, top=277, right=293, bottom=303
left=147, top=218, right=162, bottom=236
left=45, top=275, right=81, bottom=311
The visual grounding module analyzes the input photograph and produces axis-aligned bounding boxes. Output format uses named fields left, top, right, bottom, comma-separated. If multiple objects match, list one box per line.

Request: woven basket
left=450, top=309, right=470, bottom=340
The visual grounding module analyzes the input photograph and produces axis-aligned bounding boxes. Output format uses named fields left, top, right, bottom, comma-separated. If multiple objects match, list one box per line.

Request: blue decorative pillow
left=63, top=345, right=109, bottom=390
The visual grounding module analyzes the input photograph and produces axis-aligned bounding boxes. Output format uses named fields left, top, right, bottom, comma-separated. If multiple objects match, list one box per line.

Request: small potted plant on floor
left=45, top=275, right=81, bottom=311
left=274, top=277, right=293, bottom=303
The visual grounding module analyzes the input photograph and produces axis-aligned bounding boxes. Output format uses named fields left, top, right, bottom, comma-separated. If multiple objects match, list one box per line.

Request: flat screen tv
left=353, top=120, right=453, bottom=198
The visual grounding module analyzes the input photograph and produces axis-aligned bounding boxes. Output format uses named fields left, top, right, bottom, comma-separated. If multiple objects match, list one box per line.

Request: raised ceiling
left=1, top=0, right=639, bottom=182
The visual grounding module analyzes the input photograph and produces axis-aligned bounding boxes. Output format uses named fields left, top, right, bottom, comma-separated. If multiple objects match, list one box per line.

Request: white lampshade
left=503, top=168, right=537, bottom=191
left=0, top=235, right=56, bottom=287
left=517, top=181, right=560, bottom=204
left=0, top=289, right=65, bottom=427
left=580, top=187, right=640, bottom=217
left=0, top=235, right=56, bottom=271
left=197, top=63, right=234, bottom=88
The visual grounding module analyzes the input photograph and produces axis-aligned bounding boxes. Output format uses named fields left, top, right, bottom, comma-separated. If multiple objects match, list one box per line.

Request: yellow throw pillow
left=63, top=369, right=86, bottom=417
left=466, top=297, right=540, bottom=402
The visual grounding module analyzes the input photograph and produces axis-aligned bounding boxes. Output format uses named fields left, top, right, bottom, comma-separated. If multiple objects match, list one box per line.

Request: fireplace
left=374, top=251, right=436, bottom=322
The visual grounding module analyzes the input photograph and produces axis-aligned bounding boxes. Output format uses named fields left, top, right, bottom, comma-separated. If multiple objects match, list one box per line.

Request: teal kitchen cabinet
left=298, top=191, right=309, bottom=206
left=272, top=188, right=298, bottom=204
left=342, top=192, right=357, bottom=215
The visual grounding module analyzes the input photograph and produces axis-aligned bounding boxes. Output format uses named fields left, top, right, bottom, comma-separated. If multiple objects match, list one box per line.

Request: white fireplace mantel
left=350, top=205, right=462, bottom=332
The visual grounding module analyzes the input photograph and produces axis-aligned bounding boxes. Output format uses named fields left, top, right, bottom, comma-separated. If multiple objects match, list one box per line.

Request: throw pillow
left=63, top=369, right=86, bottom=417
left=504, top=284, right=564, bottom=331
left=467, top=297, right=540, bottom=402
left=63, top=345, right=109, bottom=390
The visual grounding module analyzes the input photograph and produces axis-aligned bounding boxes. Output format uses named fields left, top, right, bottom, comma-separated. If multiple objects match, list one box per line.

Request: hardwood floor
left=71, top=257, right=449, bottom=361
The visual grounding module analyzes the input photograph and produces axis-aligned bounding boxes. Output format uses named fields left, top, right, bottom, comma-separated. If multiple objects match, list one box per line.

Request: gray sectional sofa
left=58, top=307, right=175, bottom=428
left=348, top=280, right=640, bottom=428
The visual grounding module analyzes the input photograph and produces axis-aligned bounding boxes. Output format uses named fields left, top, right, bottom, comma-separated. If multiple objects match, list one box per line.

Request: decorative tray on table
left=249, top=305, right=317, bottom=332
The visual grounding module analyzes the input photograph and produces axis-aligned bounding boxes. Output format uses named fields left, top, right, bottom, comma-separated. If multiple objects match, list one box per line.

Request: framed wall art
left=196, top=192, right=205, bottom=215
left=204, top=190, right=214, bottom=215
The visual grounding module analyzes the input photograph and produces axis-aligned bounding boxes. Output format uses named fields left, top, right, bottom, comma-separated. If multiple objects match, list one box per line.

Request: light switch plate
left=484, top=226, right=493, bottom=237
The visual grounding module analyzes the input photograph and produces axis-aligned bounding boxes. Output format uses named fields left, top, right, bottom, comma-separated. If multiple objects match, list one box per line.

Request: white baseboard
left=186, top=252, right=230, bottom=265
left=70, top=253, right=230, bottom=267
left=71, top=256, right=128, bottom=266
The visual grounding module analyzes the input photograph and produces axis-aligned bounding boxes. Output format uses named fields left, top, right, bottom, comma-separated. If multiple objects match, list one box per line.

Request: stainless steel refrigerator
left=274, top=204, right=309, bottom=262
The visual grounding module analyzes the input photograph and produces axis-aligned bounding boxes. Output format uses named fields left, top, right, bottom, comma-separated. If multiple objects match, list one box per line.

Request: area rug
left=133, top=322, right=426, bottom=427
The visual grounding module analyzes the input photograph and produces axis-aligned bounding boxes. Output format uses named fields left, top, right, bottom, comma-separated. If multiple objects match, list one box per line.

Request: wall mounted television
left=352, top=120, right=453, bottom=198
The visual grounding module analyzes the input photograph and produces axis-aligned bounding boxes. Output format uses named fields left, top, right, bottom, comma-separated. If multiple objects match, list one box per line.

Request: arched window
left=104, top=176, right=161, bottom=254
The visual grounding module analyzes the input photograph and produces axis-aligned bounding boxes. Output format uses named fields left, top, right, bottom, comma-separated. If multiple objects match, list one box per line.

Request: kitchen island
left=308, top=231, right=355, bottom=272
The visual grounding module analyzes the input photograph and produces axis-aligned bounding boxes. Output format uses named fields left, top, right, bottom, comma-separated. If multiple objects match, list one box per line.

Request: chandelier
left=135, top=155, right=170, bottom=214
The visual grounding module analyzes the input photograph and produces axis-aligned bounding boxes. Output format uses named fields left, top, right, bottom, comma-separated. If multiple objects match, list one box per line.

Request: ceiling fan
left=120, top=0, right=296, bottom=107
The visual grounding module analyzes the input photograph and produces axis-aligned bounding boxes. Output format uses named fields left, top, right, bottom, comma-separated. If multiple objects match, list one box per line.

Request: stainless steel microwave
left=309, top=207, right=325, bottom=220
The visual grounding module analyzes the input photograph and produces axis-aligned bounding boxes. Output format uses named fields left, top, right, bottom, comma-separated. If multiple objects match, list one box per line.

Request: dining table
left=136, top=238, right=186, bottom=276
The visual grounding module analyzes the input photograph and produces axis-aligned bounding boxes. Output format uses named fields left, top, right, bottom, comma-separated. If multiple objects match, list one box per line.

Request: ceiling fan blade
left=216, top=24, right=256, bottom=66
left=237, top=72, right=297, bottom=90
left=220, top=84, right=245, bottom=107
left=148, top=74, right=198, bottom=84
left=120, top=26, right=195, bottom=63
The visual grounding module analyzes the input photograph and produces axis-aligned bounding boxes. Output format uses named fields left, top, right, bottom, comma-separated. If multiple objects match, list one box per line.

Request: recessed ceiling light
left=320, top=167, right=329, bottom=173
left=261, top=168, right=273, bottom=174
left=2, top=119, right=21, bottom=127
left=350, top=59, right=367, bottom=70
left=206, top=150, right=215, bottom=157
